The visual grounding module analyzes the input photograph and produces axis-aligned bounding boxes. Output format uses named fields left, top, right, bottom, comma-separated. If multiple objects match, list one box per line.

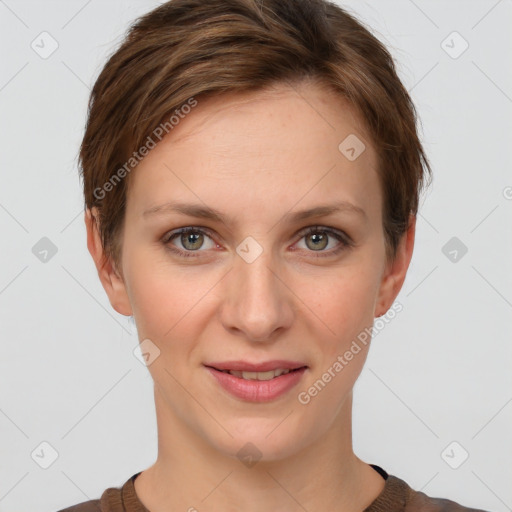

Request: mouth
left=209, top=366, right=307, bottom=380
left=203, top=361, right=308, bottom=402
left=204, top=360, right=308, bottom=379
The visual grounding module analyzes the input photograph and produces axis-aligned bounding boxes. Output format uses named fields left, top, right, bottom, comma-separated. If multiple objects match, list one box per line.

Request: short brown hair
left=80, top=0, right=432, bottom=270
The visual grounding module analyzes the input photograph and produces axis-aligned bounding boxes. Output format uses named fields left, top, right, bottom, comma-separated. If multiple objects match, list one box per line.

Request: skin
left=86, top=78, right=415, bottom=512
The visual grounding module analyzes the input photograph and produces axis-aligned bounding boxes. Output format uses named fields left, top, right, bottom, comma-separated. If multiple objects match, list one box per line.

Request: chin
left=206, top=417, right=311, bottom=465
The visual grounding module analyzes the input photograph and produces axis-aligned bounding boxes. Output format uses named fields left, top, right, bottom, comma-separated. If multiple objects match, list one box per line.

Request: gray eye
left=181, top=231, right=205, bottom=250
left=304, top=231, right=329, bottom=251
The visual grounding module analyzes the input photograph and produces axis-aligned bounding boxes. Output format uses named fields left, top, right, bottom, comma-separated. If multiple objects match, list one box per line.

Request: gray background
left=0, top=0, right=511, bottom=511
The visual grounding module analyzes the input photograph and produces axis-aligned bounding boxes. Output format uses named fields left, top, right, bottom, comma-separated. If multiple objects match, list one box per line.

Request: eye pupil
left=182, top=232, right=203, bottom=250
left=306, top=232, right=328, bottom=251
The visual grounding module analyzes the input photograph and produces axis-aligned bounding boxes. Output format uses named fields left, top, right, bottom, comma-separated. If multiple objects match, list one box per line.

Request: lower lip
left=205, top=366, right=307, bottom=402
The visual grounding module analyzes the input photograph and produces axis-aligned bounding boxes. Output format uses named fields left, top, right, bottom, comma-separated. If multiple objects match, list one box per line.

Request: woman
left=59, top=0, right=491, bottom=510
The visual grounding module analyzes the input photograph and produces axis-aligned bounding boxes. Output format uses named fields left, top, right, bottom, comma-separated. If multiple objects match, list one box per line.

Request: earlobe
left=85, top=207, right=133, bottom=317
left=374, top=215, right=416, bottom=318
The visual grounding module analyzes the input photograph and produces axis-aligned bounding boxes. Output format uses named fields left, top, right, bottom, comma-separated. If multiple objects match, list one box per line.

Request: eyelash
left=162, top=226, right=353, bottom=259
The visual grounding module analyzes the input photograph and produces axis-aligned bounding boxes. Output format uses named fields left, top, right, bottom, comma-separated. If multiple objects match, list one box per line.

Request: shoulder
left=368, top=467, right=492, bottom=512
left=56, top=478, right=129, bottom=512
left=406, top=488, right=491, bottom=511
left=56, top=498, right=102, bottom=512
left=395, top=475, right=492, bottom=512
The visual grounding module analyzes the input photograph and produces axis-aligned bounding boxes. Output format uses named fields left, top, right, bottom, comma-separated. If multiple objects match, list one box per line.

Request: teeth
left=225, top=369, right=292, bottom=380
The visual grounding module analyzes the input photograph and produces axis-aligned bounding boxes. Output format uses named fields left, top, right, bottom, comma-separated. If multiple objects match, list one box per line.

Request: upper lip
left=205, top=360, right=308, bottom=372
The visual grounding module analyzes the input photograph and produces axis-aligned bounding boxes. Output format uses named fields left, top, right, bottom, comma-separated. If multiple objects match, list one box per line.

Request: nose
left=219, top=246, right=294, bottom=343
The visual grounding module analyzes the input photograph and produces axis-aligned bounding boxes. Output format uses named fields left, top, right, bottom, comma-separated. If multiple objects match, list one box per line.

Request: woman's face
left=90, top=80, right=413, bottom=461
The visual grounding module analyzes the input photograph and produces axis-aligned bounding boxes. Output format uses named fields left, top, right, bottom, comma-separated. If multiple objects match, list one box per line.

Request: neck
left=134, top=385, right=385, bottom=512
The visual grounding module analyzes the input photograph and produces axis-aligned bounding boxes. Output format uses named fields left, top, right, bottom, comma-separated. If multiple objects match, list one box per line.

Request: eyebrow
left=142, top=200, right=367, bottom=224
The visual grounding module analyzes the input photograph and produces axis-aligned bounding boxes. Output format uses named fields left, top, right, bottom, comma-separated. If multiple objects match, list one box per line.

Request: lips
left=204, top=360, right=308, bottom=402
left=205, top=361, right=307, bottom=402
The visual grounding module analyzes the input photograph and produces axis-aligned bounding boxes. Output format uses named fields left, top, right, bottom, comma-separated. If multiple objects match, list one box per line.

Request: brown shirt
left=57, top=465, right=491, bottom=512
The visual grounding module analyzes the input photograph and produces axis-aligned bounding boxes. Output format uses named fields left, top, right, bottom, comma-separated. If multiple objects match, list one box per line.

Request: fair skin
left=86, top=79, right=415, bottom=512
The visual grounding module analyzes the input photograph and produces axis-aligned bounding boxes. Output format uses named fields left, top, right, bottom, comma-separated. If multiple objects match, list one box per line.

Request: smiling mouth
left=208, top=367, right=307, bottom=381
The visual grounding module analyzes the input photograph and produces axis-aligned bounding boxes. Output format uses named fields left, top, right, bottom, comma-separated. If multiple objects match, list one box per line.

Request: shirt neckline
left=121, top=464, right=399, bottom=512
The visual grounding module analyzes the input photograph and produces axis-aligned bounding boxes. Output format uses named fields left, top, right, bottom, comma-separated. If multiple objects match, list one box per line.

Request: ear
left=374, top=215, right=416, bottom=318
left=85, top=207, right=133, bottom=316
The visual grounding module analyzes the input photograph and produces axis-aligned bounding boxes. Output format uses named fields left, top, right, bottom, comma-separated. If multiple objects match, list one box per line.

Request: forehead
left=125, top=80, right=381, bottom=224
left=170, top=80, right=371, bottom=147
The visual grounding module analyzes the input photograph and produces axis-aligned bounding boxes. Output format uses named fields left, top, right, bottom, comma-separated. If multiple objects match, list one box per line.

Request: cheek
left=294, top=266, right=381, bottom=353
left=128, top=274, right=176, bottom=338
left=124, top=248, right=220, bottom=340
left=295, top=272, right=378, bottom=413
